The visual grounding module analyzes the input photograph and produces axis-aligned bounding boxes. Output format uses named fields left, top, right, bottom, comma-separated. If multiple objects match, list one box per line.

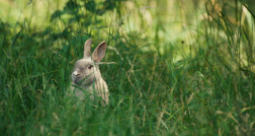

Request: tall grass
left=0, top=0, right=255, bottom=135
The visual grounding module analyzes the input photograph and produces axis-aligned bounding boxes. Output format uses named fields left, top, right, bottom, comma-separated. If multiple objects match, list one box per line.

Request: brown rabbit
left=71, top=39, right=109, bottom=105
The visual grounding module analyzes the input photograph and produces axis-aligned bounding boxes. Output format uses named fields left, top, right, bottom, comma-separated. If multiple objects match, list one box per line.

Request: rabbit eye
left=87, top=65, right=93, bottom=69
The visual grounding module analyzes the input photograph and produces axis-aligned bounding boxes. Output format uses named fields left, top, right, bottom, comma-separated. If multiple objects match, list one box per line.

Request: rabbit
left=70, top=39, right=109, bottom=106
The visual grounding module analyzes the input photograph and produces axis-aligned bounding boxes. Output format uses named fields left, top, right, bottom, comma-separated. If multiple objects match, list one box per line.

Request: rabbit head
left=72, top=39, right=106, bottom=87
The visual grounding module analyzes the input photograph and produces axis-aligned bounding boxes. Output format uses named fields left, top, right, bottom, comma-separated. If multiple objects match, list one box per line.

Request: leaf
left=104, top=0, right=116, bottom=11
left=50, top=10, right=63, bottom=21
left=96, top=9, right=106, bottom=15
left=11, top=30, right=21, bottom=48
left=64, top=0, right=77, bottom=11
left=42, top=27, right=51, bottom=35
left=85, top=0, right=96, bottom=12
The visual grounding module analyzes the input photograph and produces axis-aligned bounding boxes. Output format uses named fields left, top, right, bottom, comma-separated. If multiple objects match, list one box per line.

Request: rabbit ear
left=83, top=39, right=92, bottom=58
left=92, top=41, right=106, bottom=63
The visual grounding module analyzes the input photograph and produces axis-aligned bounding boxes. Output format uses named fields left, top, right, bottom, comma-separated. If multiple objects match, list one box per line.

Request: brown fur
left=71, top=39, right=109, bottom=105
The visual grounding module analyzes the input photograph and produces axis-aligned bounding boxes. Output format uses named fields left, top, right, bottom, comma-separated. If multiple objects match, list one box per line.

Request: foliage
left=0, top=0, right=255, bottom=135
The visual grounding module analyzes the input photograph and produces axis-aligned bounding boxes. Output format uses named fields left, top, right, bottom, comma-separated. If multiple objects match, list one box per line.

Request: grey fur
left=71, top=39, right=109, bottom=105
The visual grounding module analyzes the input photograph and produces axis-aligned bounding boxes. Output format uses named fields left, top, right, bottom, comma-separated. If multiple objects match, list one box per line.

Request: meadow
left=0, top=0, right=255, bottom=135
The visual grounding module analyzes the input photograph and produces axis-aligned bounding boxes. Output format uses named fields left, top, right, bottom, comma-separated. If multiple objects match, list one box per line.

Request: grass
left=0, top=0, right=255, bottom=135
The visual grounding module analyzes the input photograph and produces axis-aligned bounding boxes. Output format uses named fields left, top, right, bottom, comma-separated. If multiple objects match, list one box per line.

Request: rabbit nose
left=73, top=71, right=79, bottom=76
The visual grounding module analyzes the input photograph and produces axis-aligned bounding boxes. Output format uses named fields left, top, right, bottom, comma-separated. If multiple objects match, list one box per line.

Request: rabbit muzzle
left=72, top=69, right=82, bottom=84
left=73, top=71, right=80, bottom=77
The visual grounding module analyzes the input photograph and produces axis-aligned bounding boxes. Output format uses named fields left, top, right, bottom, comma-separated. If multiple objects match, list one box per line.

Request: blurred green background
left=0, top=0, right=255, bottom=135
